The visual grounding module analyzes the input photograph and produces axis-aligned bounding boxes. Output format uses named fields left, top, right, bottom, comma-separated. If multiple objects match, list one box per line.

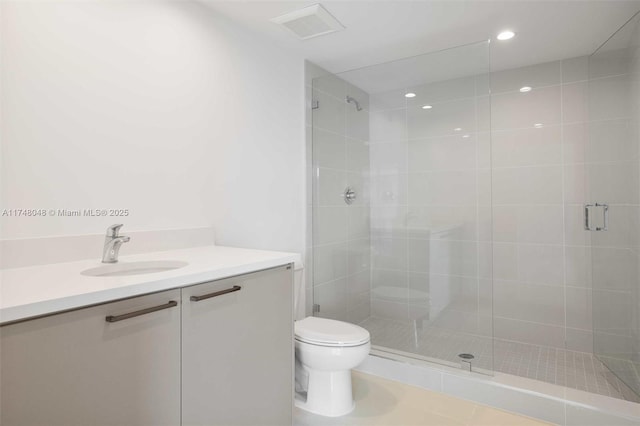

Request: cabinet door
left=0, top=289, right=181, bottom=426
left=182, top=265, right=293, bottom=426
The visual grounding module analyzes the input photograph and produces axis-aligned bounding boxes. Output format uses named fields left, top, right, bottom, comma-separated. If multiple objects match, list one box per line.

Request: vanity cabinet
left=0, top=264, right=294, bottom=426
left=0, top=289, right=182, bottom=426
left=181, top=264, right=294, bottom=426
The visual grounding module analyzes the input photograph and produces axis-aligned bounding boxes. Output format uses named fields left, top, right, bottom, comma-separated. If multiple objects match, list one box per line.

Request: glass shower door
left=311, top=40, right=493, bottom=374
left=588, top=12, right=640, bottom=398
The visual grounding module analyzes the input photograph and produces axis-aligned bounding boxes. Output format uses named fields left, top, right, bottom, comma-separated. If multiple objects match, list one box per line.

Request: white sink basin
left=81, top=260, right=188, bottom=277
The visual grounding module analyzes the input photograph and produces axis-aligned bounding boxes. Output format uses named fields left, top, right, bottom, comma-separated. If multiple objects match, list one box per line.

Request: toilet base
left=294, top=369, right=355, bottom=417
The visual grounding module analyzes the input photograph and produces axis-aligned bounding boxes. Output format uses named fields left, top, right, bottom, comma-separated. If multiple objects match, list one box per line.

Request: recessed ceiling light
left=422, top=105, right=433, bottom=109
left=534, top=123, right=543, bottom=128
left=454, top=127, right=462, bottom=132
left=520, top=86, right=532, bottom=93
left=462, top=134, right=471, bottom=138
left=405, top=92, right=416, bottom=98
left=497, top=30, right=515, bottom=41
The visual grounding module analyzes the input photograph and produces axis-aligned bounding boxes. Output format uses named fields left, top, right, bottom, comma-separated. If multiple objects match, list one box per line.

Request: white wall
left=1, top=0, right=305, bottom=255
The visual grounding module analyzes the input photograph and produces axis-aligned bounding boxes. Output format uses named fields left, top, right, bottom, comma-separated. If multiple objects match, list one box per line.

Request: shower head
left=346, top=95, right=363, bottom=112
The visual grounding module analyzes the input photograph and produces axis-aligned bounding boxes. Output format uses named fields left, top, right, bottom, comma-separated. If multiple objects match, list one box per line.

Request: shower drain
left=458, top=353, right=475, bottom=360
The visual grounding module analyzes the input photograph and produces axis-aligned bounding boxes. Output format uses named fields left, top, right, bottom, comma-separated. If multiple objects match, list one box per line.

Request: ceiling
left=204, top=0, right=640, bottom=75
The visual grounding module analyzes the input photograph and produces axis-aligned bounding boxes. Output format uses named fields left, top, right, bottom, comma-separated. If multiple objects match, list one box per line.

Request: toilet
left=294, top=316, right=371, bottom=417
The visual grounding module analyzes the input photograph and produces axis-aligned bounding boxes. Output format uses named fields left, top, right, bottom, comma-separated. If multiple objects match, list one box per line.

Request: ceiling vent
left=271, top=4, right=345, bottom=40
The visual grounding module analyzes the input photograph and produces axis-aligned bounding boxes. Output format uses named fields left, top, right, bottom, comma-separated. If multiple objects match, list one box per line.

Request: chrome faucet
left=102, top=224, right=130, bottom=263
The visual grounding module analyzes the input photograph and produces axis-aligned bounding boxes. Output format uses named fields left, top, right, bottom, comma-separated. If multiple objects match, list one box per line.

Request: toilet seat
left=295, top=317, right=370, bottom=347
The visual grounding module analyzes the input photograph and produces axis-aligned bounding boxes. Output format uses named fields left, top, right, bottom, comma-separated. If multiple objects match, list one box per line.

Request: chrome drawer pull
left=105, top=301, right=178, bottom=323
left=190, top=285, right=241, bottom=302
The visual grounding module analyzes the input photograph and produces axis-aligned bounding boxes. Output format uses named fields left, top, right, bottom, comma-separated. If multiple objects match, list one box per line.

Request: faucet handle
left=106, top=224, right=124, bottom=237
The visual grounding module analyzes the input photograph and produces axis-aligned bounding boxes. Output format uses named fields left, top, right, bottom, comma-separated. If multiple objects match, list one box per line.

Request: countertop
left=0, top=245, right=301, bottom=324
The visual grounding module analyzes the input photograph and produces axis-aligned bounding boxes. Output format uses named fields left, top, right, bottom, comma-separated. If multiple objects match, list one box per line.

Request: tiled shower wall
left=307, top=56, right=597, bottom=354
left=491, top=57, right=594, bottom=352
left=305, top=61, right=371, bottom=322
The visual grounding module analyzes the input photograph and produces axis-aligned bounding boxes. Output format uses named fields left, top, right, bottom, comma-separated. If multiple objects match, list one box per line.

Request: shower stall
left=310, top=11, right=640, bottom=404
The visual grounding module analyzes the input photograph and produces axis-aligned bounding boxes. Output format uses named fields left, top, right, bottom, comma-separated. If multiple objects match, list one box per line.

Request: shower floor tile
left=359, top=316, right=640, bottom=403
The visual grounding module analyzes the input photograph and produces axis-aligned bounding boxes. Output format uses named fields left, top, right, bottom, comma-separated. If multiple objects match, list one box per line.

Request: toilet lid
left=295, top=317, right=370, bottom=347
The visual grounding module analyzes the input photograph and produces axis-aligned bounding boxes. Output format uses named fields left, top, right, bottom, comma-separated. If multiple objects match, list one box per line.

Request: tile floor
left=294, top=371, right=553, bottom=426
left=359, top=317, right=640, bottom=402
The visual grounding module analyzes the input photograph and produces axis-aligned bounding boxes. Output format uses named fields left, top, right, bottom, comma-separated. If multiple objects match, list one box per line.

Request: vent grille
left=271, top=4, right=345, bottom=40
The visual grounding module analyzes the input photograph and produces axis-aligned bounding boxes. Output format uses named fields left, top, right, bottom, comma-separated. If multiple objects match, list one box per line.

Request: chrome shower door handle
left=597, top=203, right=609, bottom=231
left=584, top=204, right=592, bottom=230
left=584, top=203, right=609, bottom=231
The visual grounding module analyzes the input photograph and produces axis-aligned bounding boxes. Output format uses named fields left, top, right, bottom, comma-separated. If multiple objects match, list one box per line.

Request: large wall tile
left=492, top=85, right=561, bottom=130
left=408, top=171, right=477, bottom=206
left=347, top=239, right=371, bottom=275
left=512, top=205, right=564, bottom=245
left=316, top=168, right=347, bottom=206
left=405, top=75, right=477, bottom=105
left=566, top=286, right=592, bottom=329
left=517, top=244, right=564, bottom=286
left=429, top=240, right=478, bottom=277
left=347, top=101, right=369, bottom=141
left=313, top=242, right=348, bottom=285
left=588, top=118, right=635, bottom=163
left=313, top=206, right=348, bottom=245
left=372, top=268, right=408, bottom=291
left=370, top=173, right=408, bottom=205
left=564, top=164, right=586, bottom=204
left=491, top=125, right=561, bottom=167
left=369, top=141, right=408, bottom=173
left=565, top=328, right=594, bottom=353
left=493, top=243, right=518, bottom=281
left=592, top=247, right=637, bottom=291
left=562, top=56, right=588, bottom=83
left=589, top=74, right=631, bottom=122
left=494, top=280, right=565, bottom=326
left=587, top=162, right=639, bottom=205
left=407, top=238, right=430, bottom=273
left=493, top=165, right=563, bottom=205
left=491, top=60, right=561, bottom=94
left=369, top=88, right=408, bottom=112
left=407, top=98, right=476, bottom=139
left=563, top=122, right=587, bottom=164
left=312, top=89, right=345, bottom=134
left=563, top=81, right=588, bottom=123
left=408, top=134, right=477, bottom=171
left=565, top=245, right=591, bottom=287
left=346, top=138, right=369, bottom=173
left=371, top=205, right=407, bottom=238
left=370, top=108, right=407, bottom=141
left=592, top=288, right=633, bottom=332
left=371, top=298, right=408, bottom=321
left=372, top=237, right=408, bottom=270
left=405, top=205, right=478, bottom=241
left=347, top=205, right=370, bottom=240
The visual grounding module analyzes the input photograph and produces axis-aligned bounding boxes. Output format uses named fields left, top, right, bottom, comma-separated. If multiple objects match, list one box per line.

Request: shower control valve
left=343, top=187, right=357, bottom=205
